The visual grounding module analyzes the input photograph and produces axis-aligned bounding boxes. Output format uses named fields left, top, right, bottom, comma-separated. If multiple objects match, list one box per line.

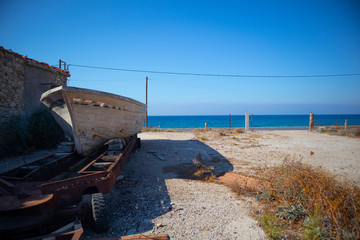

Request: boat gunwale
left=63, top=86, right=146, bottom=108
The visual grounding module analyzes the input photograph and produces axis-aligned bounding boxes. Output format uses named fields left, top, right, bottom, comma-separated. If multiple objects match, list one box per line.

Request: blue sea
left=145, top=114, right=360, bottom=129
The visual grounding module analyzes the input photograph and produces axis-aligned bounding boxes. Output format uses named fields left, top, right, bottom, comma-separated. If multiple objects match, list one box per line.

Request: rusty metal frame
left=41, top=134, right=136, bottom=207
left=0, top=135, right=137, bottom=238
left=1, top=153, right=76, bottom=181
left=25, top=225, right=84, bottom=240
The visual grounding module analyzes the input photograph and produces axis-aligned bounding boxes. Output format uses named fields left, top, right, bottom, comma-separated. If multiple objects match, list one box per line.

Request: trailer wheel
left=91, top=193, right=109, bottom=233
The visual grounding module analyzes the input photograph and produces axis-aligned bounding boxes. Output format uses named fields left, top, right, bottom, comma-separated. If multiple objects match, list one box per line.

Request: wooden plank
left=121, top=234, right=169, bottom=240
left=90, top=234, right=169, bottom=240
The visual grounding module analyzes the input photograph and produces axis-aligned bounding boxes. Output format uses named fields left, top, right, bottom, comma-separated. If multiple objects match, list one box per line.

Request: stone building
left=0, top=46, right=70, bottom=125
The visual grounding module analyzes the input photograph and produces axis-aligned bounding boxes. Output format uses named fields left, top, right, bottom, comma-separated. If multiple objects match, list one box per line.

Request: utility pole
left=146, top=76, right=148, bottom=128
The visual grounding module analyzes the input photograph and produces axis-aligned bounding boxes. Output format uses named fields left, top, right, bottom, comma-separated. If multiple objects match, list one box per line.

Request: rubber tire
left=91, top=193, right=109, bottom=233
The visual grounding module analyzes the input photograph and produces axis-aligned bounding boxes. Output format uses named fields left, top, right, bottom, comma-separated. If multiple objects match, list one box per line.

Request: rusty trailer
left=0, top=135, right=138, bottom=239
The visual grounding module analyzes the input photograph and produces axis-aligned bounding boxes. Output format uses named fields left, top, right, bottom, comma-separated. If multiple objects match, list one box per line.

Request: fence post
left=345, top=120, right=348, bottom=130
left=245, top=112, right=249, bottom=131
left=309, top=112, right=314, bottom=131
left=229, top=113, right=231, bottom=130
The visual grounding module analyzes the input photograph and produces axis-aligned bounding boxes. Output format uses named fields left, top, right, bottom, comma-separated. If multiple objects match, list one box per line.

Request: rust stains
left=92, top=134, right=102, bottom=140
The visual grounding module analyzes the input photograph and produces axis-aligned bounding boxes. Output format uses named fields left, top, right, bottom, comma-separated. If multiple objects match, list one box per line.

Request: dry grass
left=141, top=127, right=163, bottom=132
left=197, top=136, right=208, bottom=141
left=162, top=153, right=217, bottom=182
left=262, top=160, right=360, bottom=239
left=247, top=133, right=263, bottom=139
left=224, top=159, right=360, bottom=239
left=235, top=128, right=245, bottom=133
left=317, top=126, right=360, bottom=138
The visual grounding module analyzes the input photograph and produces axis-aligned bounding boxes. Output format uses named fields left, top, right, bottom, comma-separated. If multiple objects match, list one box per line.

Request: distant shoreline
left=145, top=115, right=360, bottom=129
left=144, top=125, right=360, bottom=131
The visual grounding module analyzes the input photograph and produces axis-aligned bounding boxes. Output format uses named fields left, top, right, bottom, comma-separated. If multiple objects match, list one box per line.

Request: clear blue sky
left=1, top=0, right=360, bottom=115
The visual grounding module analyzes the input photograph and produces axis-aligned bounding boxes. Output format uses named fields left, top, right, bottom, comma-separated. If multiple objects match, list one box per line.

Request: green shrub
left=303, top=208, right=323, bottom=240
left=28, top=110, right=64, bottom=149
left=261, top=212, right=285, bottom=239
left=0, top=115, right=31, bottom=156
left=277, top=203, right=306, bottom=221
left=0, top=110, right=64, bottom=157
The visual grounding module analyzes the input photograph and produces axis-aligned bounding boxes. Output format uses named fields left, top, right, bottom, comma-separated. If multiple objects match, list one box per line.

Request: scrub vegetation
left=0, top=110, right=64, bottom=157
left=229, top=160, right=360, bottom=239
left=317, top=126, right=360, bottom=138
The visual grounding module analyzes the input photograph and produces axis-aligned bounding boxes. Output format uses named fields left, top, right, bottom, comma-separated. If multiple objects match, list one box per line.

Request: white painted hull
left=41, top=86, right=146, bottom=156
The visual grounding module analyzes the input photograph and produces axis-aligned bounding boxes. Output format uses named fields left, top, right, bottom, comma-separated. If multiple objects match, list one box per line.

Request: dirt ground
left=1, top=129, right=358, bottom=239
left=86, top=129, right=360, bottom=239
left=195, top=129, right=360, bottom=185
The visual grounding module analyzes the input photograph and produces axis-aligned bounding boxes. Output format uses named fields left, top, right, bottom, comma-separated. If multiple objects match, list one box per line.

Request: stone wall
left=0, top=47, right=70, bottom=124
left=0, top=48, right=25, bottom=124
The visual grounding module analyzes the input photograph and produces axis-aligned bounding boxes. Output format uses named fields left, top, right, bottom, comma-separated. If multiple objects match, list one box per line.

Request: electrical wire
left=68, top=63, right=360, bottom=78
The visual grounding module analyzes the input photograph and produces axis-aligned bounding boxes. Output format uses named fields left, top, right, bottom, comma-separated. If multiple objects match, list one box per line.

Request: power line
left=68, top=63, right=360, bottom=78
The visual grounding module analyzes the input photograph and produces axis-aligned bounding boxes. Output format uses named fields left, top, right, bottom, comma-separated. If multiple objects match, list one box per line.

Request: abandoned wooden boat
left=40, top=86, right=146, bottom=155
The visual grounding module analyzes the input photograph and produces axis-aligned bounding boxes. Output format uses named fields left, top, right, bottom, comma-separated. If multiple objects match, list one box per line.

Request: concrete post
left=229, top=113, right=231, bottom=130
left=309, top=112, right=314, bottom=131
left=345, top=120, right=348, bottom=130
left=245, top=112, right=249, bottom=131
left=205, top=122, right=207, bottom=129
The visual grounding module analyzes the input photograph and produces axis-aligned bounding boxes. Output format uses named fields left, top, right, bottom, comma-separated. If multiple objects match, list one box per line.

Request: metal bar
left=146, top=76, right=148, bottom=128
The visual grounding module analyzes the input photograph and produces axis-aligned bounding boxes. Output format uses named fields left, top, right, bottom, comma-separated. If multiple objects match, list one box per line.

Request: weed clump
left=303, top=208, right=324, bottom=240
left=191, top=153, right=216, bottom=181
left=226, top=159, right=360, bottom=239
left=162, top=153, right=216, bottom=182
left=235, top=128, right=244, bottom=133
left=317, top=126, right=360, bottom=138
left=265, top=160, right=360, bottom=239
left=197, top=136, right=207, bottom=141
left=261, top=212, right=286, bottom=239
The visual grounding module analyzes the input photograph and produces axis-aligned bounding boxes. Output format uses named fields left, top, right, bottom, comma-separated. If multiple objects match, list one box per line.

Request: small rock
left=116, top=175, right=125, bottom=181
left=156, top=223, right=165, bottom=228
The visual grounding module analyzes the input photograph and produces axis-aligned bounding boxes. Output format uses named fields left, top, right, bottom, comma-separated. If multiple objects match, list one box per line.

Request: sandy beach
left=85, top=129, right=360, bottom=239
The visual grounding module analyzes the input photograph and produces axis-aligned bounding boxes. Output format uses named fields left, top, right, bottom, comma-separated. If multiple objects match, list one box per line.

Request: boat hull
left=41, top=86, right=146, bottom=155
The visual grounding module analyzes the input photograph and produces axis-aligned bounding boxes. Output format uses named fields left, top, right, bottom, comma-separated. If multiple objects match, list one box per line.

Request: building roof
left=0, top=46, right=70, bottom=76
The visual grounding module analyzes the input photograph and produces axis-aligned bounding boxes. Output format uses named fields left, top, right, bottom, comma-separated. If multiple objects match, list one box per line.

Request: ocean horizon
left=144, top=114, right=360, bottom=129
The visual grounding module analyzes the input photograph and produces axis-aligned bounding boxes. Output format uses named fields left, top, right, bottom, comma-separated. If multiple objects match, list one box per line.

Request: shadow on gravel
left=87, top=138, right=233, bottom=237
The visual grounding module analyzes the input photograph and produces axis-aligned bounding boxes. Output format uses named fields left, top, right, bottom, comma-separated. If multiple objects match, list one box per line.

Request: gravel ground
left=85, top=132, right=266, bottom=239
left=2, top=129, right=358, bottom=239
left=82, top=129, right=360, bottom=239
